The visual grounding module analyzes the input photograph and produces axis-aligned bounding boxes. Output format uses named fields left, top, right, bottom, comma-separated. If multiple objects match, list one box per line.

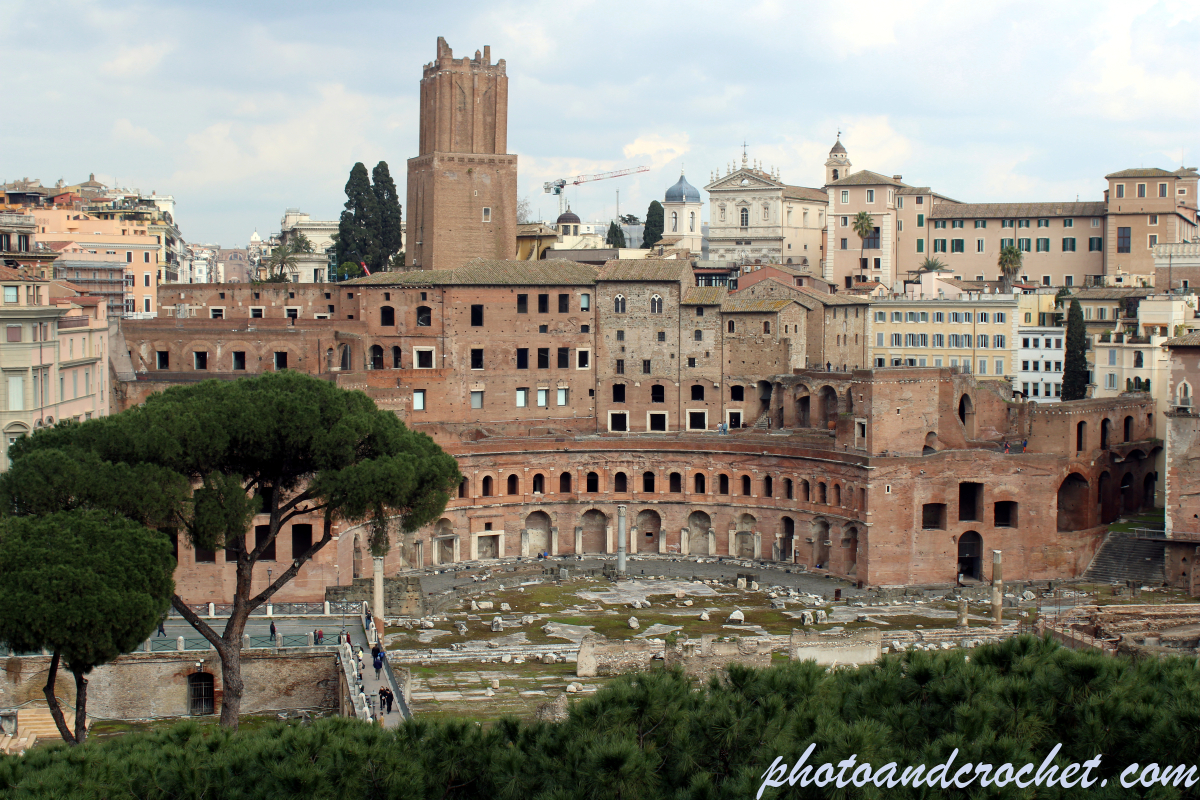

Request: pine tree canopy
left=1062, top=299, right=1090, bottom=401
left=642, top=201, right=664, bottom=249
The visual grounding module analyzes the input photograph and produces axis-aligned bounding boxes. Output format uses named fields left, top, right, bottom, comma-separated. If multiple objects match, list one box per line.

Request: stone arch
left=586, top=471, right=599, bottom=492
left=957, top=531, right=983, bottom=581
left=832, top=484, right=842, bottom=506
left=1057, top=473, right=1090, bottom=531
left=1124, top=415, right=1133, bottom=443
left=819, top=385, right=839, bottom=428
left=614, top=471, right=628, bottom=493
left=1101, top=418, right=1112, bottom=449
left=1119, top=472, right=1136, bottom=515
left=532, top=473, right=546, bottom=494
left=784, top=478, right=793, bottom=499
left=845, top=387, right=854, bottom=414
left=796, top=386, right=811, bottom=427
left=763, top=475, right=773, bottom=497
left=507, top=474, right=520, bottom=495
left=434, top=518, right=455, bottom=564
left=1076, top=420, right=1087, bottom=451
left=559, top=472, right=572, bottom=493
left=525, top=511, right=551, bottom=556
left=1144, top=472, right=1157, bottom=509
left=391, top=346, right=402, bottom=368
left=817, top=482, right=827, bottom=504
left=958, top=394, right=975, bottom=438
left=741, top=474, right=752, bottom=496
left=643, top=471, right=656, bottom=492
left=693, top=472, right=706, bottom=493
left=811, top=519, right=830, bottom=568
left=717, top=473, right=729, bottom=494
left=481, top=475, right=494, bottom=497
left=687, top=510, right=711, bottom=555
left=924, top=431, right=940, bottom=455
left=801, top=479, right=811, bottom=502
left=636, top=509, right=662, bottom=549
left=756, top=380, right=773, bottom=418
left=339, top=344, right=352, bottom=371
left=580, top=509, right=608, bottom=553
left=669, top=472, right=683, bottom=493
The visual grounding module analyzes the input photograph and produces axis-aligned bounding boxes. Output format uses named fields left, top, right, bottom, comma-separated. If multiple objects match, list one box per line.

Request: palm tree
left=998, top=244, right=1023, bottom=293
left=264, top=242, right=299, bottom=281
left=852, top=211, right=874, bottom=282
left=917, top=256, right=948, bottom=273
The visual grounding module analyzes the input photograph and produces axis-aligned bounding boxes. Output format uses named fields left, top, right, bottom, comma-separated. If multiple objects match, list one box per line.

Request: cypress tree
left=1062, top=299, right=1089, bottom=400
left=372, top=161, right=403, bottom=269
left=642, top=200, right=664, bottom=249
left=336, top=162, right=381, bottom=271
left=606, top=221, right=626, bottom=248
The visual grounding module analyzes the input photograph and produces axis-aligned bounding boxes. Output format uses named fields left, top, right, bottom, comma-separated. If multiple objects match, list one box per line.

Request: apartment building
left=866, top=295, right=1018, bottom=378
left=1104, top=169, right=1199, bottom=283
left=1016, top=328, right=1066, bottom=401
left=927, top=203, right=1106, bottom=288
left=0, top=268, right=110, bottom=469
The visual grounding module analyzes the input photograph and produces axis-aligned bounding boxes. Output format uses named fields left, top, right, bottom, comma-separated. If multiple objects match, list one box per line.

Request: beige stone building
left=1104, top=168, right=1199, bottom=284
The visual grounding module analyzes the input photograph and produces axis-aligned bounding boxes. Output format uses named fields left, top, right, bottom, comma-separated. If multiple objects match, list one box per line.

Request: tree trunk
left=42, top=651, right=76, bottom=745
left=215, top=637, right=244, bottom=728
left=72, top=668, right=88, bottom=744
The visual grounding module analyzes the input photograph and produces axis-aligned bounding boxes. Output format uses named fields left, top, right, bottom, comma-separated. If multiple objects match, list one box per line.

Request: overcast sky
left=2, top=0, right=1196, bottom=246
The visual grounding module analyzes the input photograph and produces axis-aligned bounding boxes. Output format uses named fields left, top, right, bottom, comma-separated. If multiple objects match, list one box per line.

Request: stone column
left=680, top=528, right=690, bottom=556
left=753, top=532, right=762, bottom=560
left=550, top=526, right=559, bottom=556
left=629, top=526, right=638, bottom=554
left=605, top=525, right=614, bottom=554
left=707, top=528, right=717, bottom=556
left=372, top=556, right=385, bottom=623
left=520, top=529, right=530, bottom=558
left=574, top=526, right=583, bottom=555
left=957, top=597, right=969, bottom=628
left=990, top=550, right=1003, bottom=629
left=617, top=505, right=627, bottom=576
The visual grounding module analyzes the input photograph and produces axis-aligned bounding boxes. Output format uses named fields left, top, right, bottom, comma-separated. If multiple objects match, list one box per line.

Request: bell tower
left=825, top=134, right=851, bottom=186
left=406, top=37, right=518, bottom=270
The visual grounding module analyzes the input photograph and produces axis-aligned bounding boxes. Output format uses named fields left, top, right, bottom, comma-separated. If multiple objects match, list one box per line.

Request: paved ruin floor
left=407, top=661, right=589, bottom=721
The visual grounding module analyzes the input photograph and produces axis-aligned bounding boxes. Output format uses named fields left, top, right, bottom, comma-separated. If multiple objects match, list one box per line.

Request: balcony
left=57, top=316, right=91, bottom=329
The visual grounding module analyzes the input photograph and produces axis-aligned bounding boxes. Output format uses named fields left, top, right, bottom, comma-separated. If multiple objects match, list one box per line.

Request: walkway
left=346, top=617, right=407, bottom=728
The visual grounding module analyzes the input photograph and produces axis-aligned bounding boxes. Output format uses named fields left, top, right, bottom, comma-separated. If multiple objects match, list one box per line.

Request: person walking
left=316, top=629, right=324, bottom=645
left=373, top=650, right=384, bottom=680
left=380, top=686, right=394, bottom=715
left=269, top=620, right=277, bottom=639
left=156, top=618, right=167, bottom=637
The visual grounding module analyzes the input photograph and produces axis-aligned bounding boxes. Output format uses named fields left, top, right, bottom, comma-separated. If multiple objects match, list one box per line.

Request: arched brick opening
left=687, top=510, right=711, bottom=555
left=434, top=518, right=454, bottom=564
left=811, top=519, right=830, bottom=568
left=693, top=472, right=706, bottom=493
left=819, top=385, right=838, bottom=428
left=957, top=531, right=983, bottom=580
left=1057, top=473, right=1090, bottom=531
left=580, top=509, right=608, bottom=553
left=780, top=516, right=795, bottom=562
left=507, top=474, right=520, bottom=495
left=637, top=509, right=661, bottom=549
left=844, top=525, right=859, bottom=577
left=958, top=394, right=975, bottom=438
left=736, top=513, right=756, bottom=558
left=525, top=511, right=551, bottom=555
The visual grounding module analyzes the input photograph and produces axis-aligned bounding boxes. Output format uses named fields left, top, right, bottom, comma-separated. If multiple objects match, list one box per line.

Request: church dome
left=556, top=209, right=581, bottom=225
left=664, top=172, right=701, bottom=203
left=829, top=138, right=847, bottom=156
left=249, top=230, right=262, bottom=242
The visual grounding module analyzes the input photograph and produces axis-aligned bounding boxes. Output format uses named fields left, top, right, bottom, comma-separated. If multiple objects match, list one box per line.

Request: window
left=916, top=239, right=925, bottom=253
left=612, top=384, right=626, bottom=403
left=934, top=239, right=947, bottom=252
left=1037, top=218, right=1049, bottom=228
left=233, top=351, right=246, bottom=370
left=730, top=385, right=744, bottom=401
left=537, top=388, right=548, bottom=407
left=470, top=391, right=483, bottom=409
left=2, top=286, right=16, bottom=304
left=537, top=294, right=549, bottom=313
left=416, top=306, right=432, bottom=326
left=274, top=352, right=288, bottom=370
left=1148, top=234, right=1158, bottom=247
left=648, top=414, right=666, bottom=432
left=891, top=333, right=903, bottom=346
left=1117, top=227, right=1131, bottom=253
left=651, top=385, right=665, bottom=403
left=193, top=351, right=208, bottom=370
left=470, top=305, right=483, bottom=326
left=994, top=313, right=1005, bottom=323
left=615, top=359, right=624, bottom=374
left=1062, top=238, right=1076, bottom=252
left=156, top=351, right=169, bottom=369
left=516, top=348, right=529, bottom=369
left=1159, top=183, right=1169, bottom=198
left=656, top=331, right=666, bottom=343
left=517, top=294, right=528, bottom=313
left=694, top=329, right=703, bottom=342
left=952, top=220, right=965, bottom=229
left=951, top=239, right=965, bottom=253
left=974, top=220, right=987, bottom=229
left=1037, top=238, right=1050, bottom=252
left=840, top=191, right=849, bottom=204
left=1149, top=214, right=1159, bottom=226
left=557, top=388, right=568, bottom=406
left=416, top=348, right=434, bottom=368
left=537, top=348, right=549, bottom=369
left=1137, top=183, right=1146, bottom=198
left=932, top=333, right=944, bottom=347
left=576, top=348, right=590, bottom=369
left=1089, top=237, right=1103, bottom=251
left=482, top=207, right=491, bottom=222
left=614, top=294, right=626, bottom=313
left=865, top=189, right=875, bottom=203
left=1018, top=238, right=1031, bottom=251
left=934, top=220, right=947, bottom=229
left=642, top=360, right=651, bottom=374
left=993, top=335, right=1005, bottom=348
left=1018, top=220, right=1030, bottom=228
left=616, top=329, right=625, bottom=342
left=557, top=293, right=569, bottom=313
left=471, top=349, right=484, bottom=369
left=840, top=238, right=848, bottom=250
left=934, top=312, right=944, bottom=322
left=650, top=295, right=663, bottom=314
left=557, top=347, right=569, bottom=368
left=516, top=388, right=529, bottom=407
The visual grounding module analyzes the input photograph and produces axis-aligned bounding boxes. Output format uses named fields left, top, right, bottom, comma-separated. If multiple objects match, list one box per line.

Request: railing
left=329, top=601, right=362, bottom=614
left=149, top=638, right=177, bottom=652
left=273, top=602, right=325, bottom=615
left=183, top=637, right=212, bottom=651
left=246, top=635, right=275, bottom=648
left=280, top=634, right=309, bottom=647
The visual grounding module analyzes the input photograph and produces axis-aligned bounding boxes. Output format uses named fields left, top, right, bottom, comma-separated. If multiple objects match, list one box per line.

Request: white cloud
left=101, top=42, right=174, bottom=77
left=623, top=134, right=690, bottom=170
left=111, top=118, right=162, bottom=149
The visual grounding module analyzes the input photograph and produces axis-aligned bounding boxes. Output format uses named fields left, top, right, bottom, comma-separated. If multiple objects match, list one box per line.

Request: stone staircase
left=1083, top=530, right=1165, bottom=585
left=0, top=707, right=90, bottom=754
left=752, top=413, right=772, bottom=430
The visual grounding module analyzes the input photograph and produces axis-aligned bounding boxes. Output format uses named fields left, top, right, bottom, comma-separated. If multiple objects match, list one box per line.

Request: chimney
left=893, top=175, right=902, bottom=181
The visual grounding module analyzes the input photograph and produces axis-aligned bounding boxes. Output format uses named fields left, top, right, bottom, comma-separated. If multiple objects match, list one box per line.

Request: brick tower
left=406, top=37, right=518, bottom=270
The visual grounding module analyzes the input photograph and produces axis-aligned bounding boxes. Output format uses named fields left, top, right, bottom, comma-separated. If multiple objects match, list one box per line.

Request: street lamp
left=337, top=563, right=345, bottom=635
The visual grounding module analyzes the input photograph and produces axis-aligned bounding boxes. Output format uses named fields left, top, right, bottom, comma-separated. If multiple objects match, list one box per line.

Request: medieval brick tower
left=406, top=37, right=518, bottom=270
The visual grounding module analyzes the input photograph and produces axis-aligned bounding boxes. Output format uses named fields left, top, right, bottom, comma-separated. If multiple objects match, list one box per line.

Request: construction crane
left=543, top=166, right=650, bottom=216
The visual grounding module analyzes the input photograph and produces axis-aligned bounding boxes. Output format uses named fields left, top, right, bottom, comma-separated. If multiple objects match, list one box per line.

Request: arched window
left=643, top=471, right=655, bottom=492
left=416, top=306, right=432, bottom=327
left=740, top=207, right=749, bottom=226
left=718, top=474, right=729, bottom=494
left=832, top=169, right=839, bottom=180
left=694, top=473, right=706, bottom=493
left=507, top=474, right=519, bottom=495
left=650, top=295, right=663, bottom=314
left=380, top=306, right=395, bottom=326
left=391, top=346, right=402, bottom=368
left=741, top=475, right=752, bottom=495
left=1134, top=351, right=1144, bottom=368
left=785, top=478, right=793, bottom=499
left=763, top=203, right=770, bottom=220
left=614, top=294, right=626, bottom=313
left=728, top=320, right=736, bottom=333
left=833, top=484, right=842, bottom=505
left=764, top=476, right=773, bottom=497
left=669, top=472, right=682, bottom=493
left=691, top=384, right=704, bottom=401
left=818, top=482, right=827, bottom=503
left=586, top=472, right=599, bottom=492
left=369, top=345, right=383, bottom=370
left=481, top=476, right=493, bottom=497
left=801, top=479, right=810, bottom=501
left=651, top=385, right=665, bottom=403
left=689, top=211, right=695, bottom=232
left=532, top=474, right=545, bottom=494
left=614, top=472, right=628, bottom=492
left=763, top=321, right=771, bottom=334
left=671, top=211, right=678, bottom=232
left=559, top=472, right=572, bottom=493
left=458, top=478, right=467, bottom=498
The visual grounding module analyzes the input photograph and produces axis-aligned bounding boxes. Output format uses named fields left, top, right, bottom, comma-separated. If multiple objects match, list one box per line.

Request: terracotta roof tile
left=1105, top=168, right=1179, bottom=179
left=1165, top=331, right=1200, bottom=346
left=681, top=286, right=727, bottom=305
left=720, top=296, right=796, bottom=313
left=345, top=259, right=598, bottom=287
left=930, top=202, right=1106, bottom=219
